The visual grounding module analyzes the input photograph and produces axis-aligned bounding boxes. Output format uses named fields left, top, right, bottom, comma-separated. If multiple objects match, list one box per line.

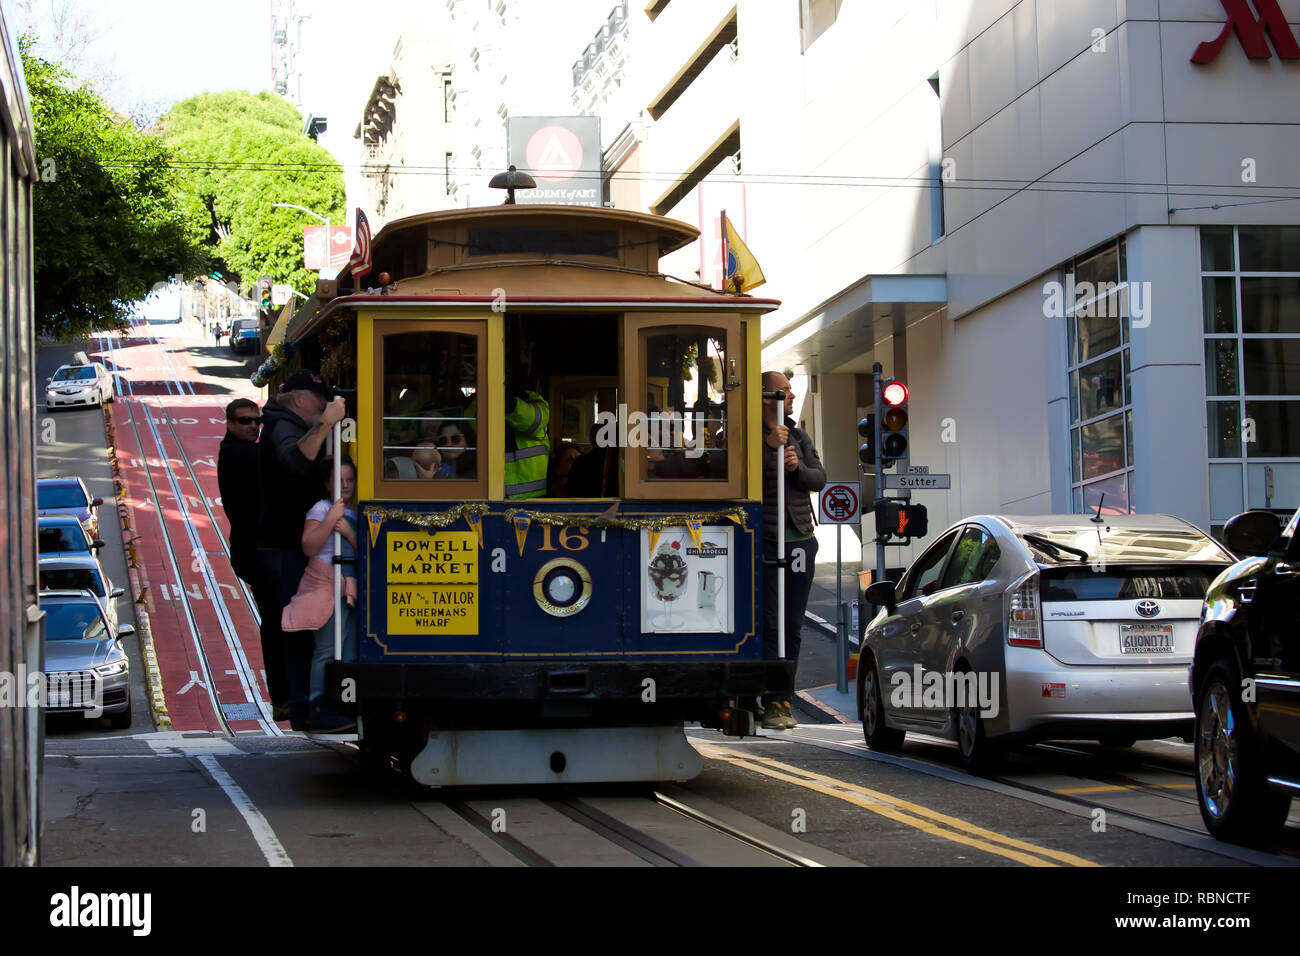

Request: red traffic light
left=882, top=380, right=908, bottom=406
left=259, top=279, right=271, bottom=290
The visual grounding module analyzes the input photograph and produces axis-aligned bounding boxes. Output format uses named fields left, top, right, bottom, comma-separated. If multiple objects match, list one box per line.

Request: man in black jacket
left=258, top=370, right=347, bottom=730
left=217, top=398, right=287, bottom=715
left=760, top=371, right=826, bottom=730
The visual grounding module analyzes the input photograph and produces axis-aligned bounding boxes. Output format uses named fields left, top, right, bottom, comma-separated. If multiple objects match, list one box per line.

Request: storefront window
left=1066, top=239, right=1133, bottom=515
left=1202, top=227, right=1300, bottom=525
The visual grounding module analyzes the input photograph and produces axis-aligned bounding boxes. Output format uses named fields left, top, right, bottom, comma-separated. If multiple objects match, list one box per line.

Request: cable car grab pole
left=763, top=388, right=787, bottom=661
left=332, top=421, right=342, bottom=663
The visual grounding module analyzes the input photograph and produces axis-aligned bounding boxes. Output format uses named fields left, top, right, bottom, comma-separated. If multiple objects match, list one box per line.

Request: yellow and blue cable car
left=281, top=202, right=787, bottom=785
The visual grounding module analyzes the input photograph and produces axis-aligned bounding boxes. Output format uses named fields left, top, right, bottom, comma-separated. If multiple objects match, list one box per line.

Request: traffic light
left=259, top=278, right=272, bottom=310
left=880, top=377, right=909, bottom=468
left=857, top=415, right=876, bottom=469
left=875, top=500, right=928, bottom=540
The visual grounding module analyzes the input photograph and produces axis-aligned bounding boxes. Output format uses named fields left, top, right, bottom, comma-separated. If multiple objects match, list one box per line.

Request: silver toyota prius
left=858, top=514, right=1235, bottom=770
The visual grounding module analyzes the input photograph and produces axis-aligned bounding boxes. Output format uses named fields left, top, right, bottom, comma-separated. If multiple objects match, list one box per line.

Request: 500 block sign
left=386, top=531, right=479, bottom=635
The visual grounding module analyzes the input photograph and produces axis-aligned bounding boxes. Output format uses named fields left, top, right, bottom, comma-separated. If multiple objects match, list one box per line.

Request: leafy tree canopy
left=24, top=37, right=203, bottom=339
left=159, top=91, right=346, bottom=298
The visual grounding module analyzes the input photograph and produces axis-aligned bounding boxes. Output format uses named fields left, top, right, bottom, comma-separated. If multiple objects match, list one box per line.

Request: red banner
left=303, top=225, right=353, bottom=270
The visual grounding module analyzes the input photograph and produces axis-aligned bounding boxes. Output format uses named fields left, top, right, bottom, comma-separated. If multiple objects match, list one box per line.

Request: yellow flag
left=685, top=519, right=703, bottom=551
left=513, top=515, right=531, bottom=556
left=647, top=528, right=662, bottom=554
left=723, top=215, right=765, bottom=293
left=267, top=302, right=294, bottom=349
left=465, top=512, right=484, bottom=550
left=367, top=513, right=384, bottom=549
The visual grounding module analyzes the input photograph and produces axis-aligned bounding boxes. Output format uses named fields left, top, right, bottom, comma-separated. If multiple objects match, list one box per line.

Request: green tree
left=159, top=91, right=346, bottom=297
left=24, top=38, right=202, bottom=339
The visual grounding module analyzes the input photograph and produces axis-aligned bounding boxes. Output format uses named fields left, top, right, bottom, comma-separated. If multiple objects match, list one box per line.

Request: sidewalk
left=788, top=529, right=862, bottom=725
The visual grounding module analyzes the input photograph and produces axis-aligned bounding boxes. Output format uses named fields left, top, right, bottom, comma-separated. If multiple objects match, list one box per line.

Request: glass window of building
left=1202, top=226, right=1300, bottom=534
left=1066, top=239, right=1134, bottom=515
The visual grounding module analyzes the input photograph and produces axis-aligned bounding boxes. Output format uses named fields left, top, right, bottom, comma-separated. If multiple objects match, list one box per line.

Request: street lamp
left=271, top=202, right=335, bottom=278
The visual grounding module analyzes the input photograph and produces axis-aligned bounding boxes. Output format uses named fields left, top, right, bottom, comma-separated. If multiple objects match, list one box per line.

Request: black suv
left=1190, top=507, right=1300, bottom=843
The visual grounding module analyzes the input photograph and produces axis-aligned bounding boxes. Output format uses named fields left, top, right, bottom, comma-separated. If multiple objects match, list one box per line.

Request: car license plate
left=1119, top=623, right=1174, bottom=654
left=50, top=690, right=71, bottom=707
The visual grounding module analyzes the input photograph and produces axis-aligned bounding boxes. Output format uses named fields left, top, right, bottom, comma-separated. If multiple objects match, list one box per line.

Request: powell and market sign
left=1192, top=0, right=1300, bottom=63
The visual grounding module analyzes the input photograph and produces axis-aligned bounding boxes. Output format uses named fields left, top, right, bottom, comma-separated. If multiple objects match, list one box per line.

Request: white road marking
left=195, top=754, right=293, bottom=867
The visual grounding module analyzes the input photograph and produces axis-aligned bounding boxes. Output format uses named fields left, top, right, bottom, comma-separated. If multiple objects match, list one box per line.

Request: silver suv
left=859, top=514, right=1234, bottom=770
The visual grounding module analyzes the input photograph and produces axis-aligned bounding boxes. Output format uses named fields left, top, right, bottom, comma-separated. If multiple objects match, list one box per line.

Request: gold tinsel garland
left=365, top=502, right=747, bottom=533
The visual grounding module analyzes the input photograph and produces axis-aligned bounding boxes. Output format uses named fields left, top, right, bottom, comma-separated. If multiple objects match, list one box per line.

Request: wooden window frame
left=372, top=318, right=489, bottom=501
left=622, top=312, right=744, bottom=500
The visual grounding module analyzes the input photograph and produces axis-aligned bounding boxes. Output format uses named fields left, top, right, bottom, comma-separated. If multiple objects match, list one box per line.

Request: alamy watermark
left=890, top=665, right=999, bottom=719
left=0, top=666, right=104, bottom=717
left=593, top=405, right=706, bottom=459
left=1043, top=272, right=1151, bottom=328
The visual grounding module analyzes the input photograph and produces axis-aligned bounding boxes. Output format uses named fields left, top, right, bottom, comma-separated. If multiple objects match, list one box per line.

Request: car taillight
left=1006, top=572, right=1042, bottom=648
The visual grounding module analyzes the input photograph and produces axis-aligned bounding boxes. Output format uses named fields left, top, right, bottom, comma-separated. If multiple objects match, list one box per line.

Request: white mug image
left=697, top=570, right=724, bottom=608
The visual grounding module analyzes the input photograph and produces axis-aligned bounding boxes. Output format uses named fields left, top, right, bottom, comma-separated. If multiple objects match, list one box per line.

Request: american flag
left=348, top=208, right=372, bottom=278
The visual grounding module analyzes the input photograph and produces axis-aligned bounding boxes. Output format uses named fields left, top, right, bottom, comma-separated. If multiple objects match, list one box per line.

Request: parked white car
left=859, top=514, right=1236, bottom=770
left=46, top=361, right=114, bottom=407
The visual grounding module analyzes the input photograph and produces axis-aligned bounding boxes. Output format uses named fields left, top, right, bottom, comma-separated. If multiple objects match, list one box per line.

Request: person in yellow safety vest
left=504, top=390, right=550, bottom=498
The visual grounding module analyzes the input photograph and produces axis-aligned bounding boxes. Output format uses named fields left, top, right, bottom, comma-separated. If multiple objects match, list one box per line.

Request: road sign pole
left=836, top=524, right=847, bottom=693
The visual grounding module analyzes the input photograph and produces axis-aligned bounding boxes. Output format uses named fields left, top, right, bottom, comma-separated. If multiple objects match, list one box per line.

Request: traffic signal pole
left=873, top=363, right=887, bottom=588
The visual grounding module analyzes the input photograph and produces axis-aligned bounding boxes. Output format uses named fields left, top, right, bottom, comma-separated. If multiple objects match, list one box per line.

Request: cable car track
left=103, top=323, right=276, bottom=735
left=443, top=791, right=822, bottom=867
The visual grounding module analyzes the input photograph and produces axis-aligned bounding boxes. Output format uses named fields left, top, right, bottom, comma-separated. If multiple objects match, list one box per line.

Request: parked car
left=859, top=514, right=1235, bottom=770
left=37, top=476, right=102, bottom=539
left=1190, top=507, right=1300, bottom=843
left=229, top=318, right=261, bottom=355
left=39, top=555, right=125, bottom=634
left=45, top=361, right=113, bottom=408
left=37, top=515, right=104, bottom=558
left=41, top=590, right=133, bottom=728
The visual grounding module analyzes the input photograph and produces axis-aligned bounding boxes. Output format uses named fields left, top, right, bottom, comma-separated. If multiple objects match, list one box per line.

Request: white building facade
left=595, top=0, right=1300, bottom=566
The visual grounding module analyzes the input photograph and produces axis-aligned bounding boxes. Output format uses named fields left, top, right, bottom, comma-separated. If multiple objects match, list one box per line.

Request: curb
left=795, top=685, right=856, bottom=725
left=102, top=401, right=171, bottom=729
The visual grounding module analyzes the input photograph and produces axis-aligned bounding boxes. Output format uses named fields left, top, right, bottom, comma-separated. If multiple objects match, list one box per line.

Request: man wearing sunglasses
left=218, top=397, right=287, bottom=717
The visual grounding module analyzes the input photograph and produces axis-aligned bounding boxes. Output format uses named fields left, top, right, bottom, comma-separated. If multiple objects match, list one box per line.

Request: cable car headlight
left=533, top=558, right=592, bottom=618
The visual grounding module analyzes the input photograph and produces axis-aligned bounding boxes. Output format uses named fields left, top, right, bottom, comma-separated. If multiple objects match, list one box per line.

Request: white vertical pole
left=332, top=421, right=342, bottom=662
left=777, top=404, right=786, bottom=661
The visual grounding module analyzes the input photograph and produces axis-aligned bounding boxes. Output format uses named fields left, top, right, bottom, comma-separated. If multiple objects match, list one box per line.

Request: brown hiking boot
left=761, top=702, right=787, bottom=730
left=780, top=701, right=797, bottom=729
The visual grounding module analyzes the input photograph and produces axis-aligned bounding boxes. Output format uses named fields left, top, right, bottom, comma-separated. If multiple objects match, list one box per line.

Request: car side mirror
left=865, top=580, right=897, bottom=614
left=1223, top=510, right=1281, bottom=558
left=91, top=540, right=105, bottom=552
left=110, top=587, right=125, bottom=599
left=116, top=625, right=136, bottom=639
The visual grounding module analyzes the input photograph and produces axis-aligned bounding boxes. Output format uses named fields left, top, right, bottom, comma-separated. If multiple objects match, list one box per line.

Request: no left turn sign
left=818, top=482, right=860, bottom=524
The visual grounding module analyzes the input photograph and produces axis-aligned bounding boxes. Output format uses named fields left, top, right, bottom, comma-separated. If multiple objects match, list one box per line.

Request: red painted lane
left=95, top=325, right=275, bottom=733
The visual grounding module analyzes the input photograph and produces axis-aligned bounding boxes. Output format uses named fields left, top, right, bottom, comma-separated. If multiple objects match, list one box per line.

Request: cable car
left=277, top=200, right=788, bottom=785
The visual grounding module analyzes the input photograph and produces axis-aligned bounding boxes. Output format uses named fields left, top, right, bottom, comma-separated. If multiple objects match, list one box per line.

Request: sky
left=9, top=0, right=623, bottom=155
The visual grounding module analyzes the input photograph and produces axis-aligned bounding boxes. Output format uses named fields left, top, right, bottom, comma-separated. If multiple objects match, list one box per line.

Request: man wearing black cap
left=258, top=369, right=347, bottom=730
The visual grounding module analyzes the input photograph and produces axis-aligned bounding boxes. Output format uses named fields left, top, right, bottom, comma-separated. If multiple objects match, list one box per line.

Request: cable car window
left=624, top=314, right=745, bottom=499
left=639, top=330, right=730, bottom=482
left=382, top=330, right=479, bottom=482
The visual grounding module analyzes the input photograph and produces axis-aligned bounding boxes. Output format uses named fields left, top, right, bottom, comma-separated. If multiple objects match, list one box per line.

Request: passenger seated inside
left=547, top=441, right=582, bottom=497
